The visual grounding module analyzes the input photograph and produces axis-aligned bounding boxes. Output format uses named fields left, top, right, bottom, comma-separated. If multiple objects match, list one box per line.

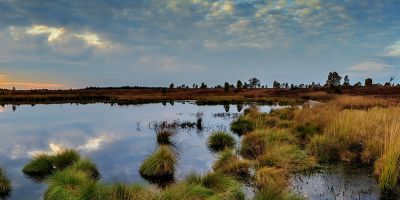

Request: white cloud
left=383, top=41, right=400, bottom=57
left=10, top=25, right=111, bottom=50
left=209, top=1, right=235, bottom=17
left=26, top=25, right=65, bottom=42
left=347, top=61, right=393, bottom=72
left=74, top=32, right=108, bottom=48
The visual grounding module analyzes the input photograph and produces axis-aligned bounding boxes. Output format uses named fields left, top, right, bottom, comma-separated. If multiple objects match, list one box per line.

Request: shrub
left=307, top=135, right=340, bottom=163
left=139, top=146, right=177, bottom=187
left=0, top=168, right=11, bottom=198
left=230, top=117, right=254, bottom=136
left=207, top=131, right=236, bottom=152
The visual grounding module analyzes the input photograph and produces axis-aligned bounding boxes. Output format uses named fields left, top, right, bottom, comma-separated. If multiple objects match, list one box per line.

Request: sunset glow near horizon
left=1, top=0, right=400, bottom=89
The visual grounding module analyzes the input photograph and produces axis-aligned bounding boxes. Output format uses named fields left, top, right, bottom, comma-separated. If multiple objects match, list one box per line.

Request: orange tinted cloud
left=0, top=74, right=64, bottom=89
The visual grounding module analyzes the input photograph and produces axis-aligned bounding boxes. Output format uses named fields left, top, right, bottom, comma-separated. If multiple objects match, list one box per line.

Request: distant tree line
left=1, top=73, right=398, bottom=92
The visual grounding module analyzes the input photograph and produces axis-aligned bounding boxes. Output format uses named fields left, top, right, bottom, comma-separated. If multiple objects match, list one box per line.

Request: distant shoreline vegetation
left=0, top=72, right=400, bottom=106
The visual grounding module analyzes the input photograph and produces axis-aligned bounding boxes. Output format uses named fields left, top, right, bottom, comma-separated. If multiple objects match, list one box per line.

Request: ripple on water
left=289, top=168, right=380, bottom=200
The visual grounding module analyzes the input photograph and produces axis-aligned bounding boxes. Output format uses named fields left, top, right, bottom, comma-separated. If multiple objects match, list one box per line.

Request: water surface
left=0, top=102, right=272, bottom=199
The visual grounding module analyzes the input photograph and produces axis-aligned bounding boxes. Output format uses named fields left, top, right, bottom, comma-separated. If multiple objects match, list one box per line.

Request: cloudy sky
left=1, top=0, right=400, bottom=89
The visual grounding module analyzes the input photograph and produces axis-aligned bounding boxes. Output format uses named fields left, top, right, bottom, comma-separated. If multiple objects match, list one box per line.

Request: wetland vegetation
left=0, top=93, right=397, bottom=199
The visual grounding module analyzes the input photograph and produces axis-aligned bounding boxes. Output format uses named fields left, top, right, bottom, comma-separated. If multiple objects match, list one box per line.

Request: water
left=0, top=102, right=274, bottom=199
left=0, top=102, right=381, bottom=199
left=290, top=167, right=380, bottom=200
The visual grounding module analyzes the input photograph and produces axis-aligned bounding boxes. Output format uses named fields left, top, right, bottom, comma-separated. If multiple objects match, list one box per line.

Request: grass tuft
left=213, top=150, right=251, bottom=179
left=69, top=159, right=101, bottom=180
left=22, top=154, right=54, bottom=181
left=0, top=168, right=11, bottom=199
left=108, top=183, right=157, bottom=200
left=207, top=131, right=236, bottom=152
left=230, top=116, right=255, bottom=136
left=139, top=145, right=177, bottom=187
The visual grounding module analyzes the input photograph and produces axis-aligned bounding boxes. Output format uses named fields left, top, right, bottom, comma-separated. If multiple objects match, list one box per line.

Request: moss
left=207, top=131, right=236, bottom=152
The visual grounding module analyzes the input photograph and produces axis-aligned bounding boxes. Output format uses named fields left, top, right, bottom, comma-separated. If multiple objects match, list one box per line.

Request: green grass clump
left=22, top=149, right=81, bottom=182
left=44, top=168, right=106, bottom=200
left=108, top=183, right=157, bottom=200
left=51, top=149, right=81, bottom=170
left=22, top=154, right=54, bottom=181
left=139, top=145, right=177, bottom=186
left=230, top=116, right=254, bottom=136
left=185, top=172, right=244, bottom=200
left=70, top=159, right=101, bottom=180
left=213, top=150, right=250, bottom=179
left=0, top=168, right=11, bottom=198
left=207, top=131, right=236, bottom=152
left=240, top=131, right=268, bottom=160
left=160, top=183, right=213, bottom=200
left=308, top=135, right=340, bottom=163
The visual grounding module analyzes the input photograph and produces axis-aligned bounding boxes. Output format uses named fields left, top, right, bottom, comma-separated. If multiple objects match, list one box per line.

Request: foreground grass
left=293, top=96, right=400, bottom=193
left=24, top=149, right=247, bottom=200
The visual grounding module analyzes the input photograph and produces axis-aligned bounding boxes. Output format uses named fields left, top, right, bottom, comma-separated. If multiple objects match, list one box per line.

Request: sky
left=1, top=0, right=400, bottom=89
